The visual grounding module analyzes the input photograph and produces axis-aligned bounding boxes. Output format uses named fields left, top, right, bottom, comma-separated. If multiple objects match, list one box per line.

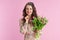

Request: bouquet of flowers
left=32, top=16, right=48, bottom=38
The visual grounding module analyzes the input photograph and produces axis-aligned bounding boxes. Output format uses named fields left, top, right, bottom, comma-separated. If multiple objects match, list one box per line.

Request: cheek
left=29, top=9, right=33, bottom=13
left=26, top=10, right=33, bottom=14
left=26, top=10, right=29, bottom=14
left=30, top=10, right=33, bottom=13
left=30, top=10, right=33, bottom=14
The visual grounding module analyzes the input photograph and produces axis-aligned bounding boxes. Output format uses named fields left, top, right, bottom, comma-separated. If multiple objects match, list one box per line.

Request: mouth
left=27, top=12, right=30, bottom=14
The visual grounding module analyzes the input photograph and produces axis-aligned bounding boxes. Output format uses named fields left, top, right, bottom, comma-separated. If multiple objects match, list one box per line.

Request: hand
left=22, top=27, right=26, bottom=34
left=25, top=15, right=29, bottom=23
left=38, top=30, right=42, bottom=35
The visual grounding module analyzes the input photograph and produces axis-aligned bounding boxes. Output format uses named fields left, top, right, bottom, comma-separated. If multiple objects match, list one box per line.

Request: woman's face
left=26, top=5, right=33, bottom=16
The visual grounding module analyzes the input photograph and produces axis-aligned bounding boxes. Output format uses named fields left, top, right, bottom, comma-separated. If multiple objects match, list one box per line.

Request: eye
left=30, top=8, right=32, bottom=10
left=26, top=8, right=29, bottom=10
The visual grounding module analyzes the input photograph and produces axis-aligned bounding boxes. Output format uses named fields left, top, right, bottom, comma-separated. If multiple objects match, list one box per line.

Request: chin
left=28, top=14, right=31, bottom=16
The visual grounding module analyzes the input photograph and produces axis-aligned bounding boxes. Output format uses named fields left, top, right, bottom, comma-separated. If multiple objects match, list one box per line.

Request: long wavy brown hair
left=22, top=2, right=38, bottom=26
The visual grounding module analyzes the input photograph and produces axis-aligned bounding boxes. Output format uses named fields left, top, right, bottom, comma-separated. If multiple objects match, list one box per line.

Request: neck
left=28, top=15, right=31, bottom=18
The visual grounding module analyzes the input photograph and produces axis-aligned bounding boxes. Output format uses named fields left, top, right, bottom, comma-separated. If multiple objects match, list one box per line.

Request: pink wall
left=0, top=0, right=60, bottom=40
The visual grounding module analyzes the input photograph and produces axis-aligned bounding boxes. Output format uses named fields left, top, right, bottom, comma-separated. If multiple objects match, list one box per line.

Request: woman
left=19, top=2, right=41, bottom=40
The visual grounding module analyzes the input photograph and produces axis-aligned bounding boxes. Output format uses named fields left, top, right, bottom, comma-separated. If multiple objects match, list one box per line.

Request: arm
left=19, top=19, right=28, bottom=34
left=33, top=30, right=42, bottom=38
left=38, top=30, right=42, bottom=35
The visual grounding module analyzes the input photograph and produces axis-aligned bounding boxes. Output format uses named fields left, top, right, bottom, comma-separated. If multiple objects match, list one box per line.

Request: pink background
left=0, top=0, right=60, bottom=40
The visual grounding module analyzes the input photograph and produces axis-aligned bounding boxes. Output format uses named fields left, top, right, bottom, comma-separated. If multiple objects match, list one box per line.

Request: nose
left=28, top=9, right=31, bottom=13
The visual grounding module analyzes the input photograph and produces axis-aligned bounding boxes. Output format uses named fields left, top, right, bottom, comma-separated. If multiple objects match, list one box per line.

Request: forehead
left=26, top=5, right=32, bottom=8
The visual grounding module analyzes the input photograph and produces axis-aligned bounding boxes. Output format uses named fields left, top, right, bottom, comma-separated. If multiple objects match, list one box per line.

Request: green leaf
left=32, top=16, right=48, bottom=31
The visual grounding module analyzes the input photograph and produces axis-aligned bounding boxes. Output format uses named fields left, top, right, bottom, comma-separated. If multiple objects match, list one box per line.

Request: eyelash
left=26, top=8, right=32, bottom=10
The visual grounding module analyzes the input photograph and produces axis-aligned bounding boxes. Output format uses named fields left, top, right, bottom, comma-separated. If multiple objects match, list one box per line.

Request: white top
left=19, top=19, right=42, bottom=40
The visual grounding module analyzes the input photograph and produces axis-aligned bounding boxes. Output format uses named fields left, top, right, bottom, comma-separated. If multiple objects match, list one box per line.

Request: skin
left=25, top=5, right=33, bottom=23
left=23, top=5, right=33, bottom=34
left=23, top=5, right=42, bottom=37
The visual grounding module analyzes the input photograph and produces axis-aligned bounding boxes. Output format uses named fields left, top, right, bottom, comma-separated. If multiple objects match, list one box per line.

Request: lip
left=27, top=12, right=30, bottom=14
left=27, top=11, right=31, bottom=13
